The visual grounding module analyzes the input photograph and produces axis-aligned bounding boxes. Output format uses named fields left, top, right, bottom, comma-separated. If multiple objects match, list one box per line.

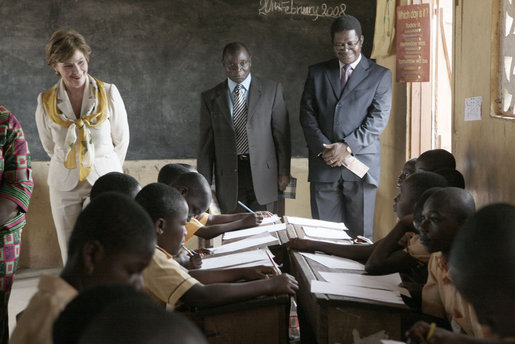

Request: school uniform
left=185, top=213, right=209, bottom=242
left=143, top=246, right=199, bottom=310
left=422, top=252, right=483, bottom=337
left=10, top=275, right=78, bottom=344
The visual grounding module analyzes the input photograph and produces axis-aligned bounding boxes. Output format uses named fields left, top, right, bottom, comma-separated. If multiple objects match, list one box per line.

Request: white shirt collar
left=339, top=54, right=362, bottom=71
left=227, top=73, right=252, bottom=93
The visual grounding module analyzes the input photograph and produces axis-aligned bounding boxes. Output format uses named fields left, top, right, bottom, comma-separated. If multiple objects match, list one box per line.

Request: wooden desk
left=185, top=287, right=290, bottom=344
left=289, top=251, right=409, bottom=344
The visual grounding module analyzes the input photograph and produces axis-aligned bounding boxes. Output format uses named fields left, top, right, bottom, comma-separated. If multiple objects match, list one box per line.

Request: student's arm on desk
left=195, top=213, right=266, bottom=239
left=365, top=215, right=419, bottom=274
left=406, top=321, right=509, bottom=344
left=189, top=266, right=275, bottom=284
left=287, top=238, right=376, bottom=262
left=180, top=274, right=298, bottom=308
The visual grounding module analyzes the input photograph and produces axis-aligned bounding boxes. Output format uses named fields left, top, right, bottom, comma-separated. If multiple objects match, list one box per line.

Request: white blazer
left=35, top=76, right=130, bottom=191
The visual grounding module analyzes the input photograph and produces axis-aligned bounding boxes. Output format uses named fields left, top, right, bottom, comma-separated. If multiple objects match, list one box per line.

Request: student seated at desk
left=169, top=171, right=270, bottom=241
left=10, top=193, right=156, bottom=344
left=397, top=158, right=417, bottom=189
left=407, top=203, right=515, bottom=344
left=136, top=183, right=298, bottom=309
left=411, top=187, right=483, bottom=338
left=288, top=171, right=447, bottom=278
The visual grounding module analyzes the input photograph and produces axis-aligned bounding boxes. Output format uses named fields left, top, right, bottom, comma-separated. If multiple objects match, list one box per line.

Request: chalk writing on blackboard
left=258, top=0, right=347, bottom=21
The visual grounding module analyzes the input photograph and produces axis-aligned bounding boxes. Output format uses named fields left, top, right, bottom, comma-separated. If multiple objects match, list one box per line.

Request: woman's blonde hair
left=45, top=29, right=91, bottom=66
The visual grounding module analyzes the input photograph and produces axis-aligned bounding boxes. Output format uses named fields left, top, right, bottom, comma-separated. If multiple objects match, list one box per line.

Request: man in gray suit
left=300, top=15, right=392, bottom=239
left=198, top=42, right=291, bottom=214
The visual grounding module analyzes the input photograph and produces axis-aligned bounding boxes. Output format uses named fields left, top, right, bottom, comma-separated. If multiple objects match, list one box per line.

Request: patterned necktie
left=233, top=84, right=249, bottom=154
left=341, top=64, right=352, bottom=91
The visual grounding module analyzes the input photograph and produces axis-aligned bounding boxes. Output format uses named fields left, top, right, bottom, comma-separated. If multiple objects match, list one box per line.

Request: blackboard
left=0, top=0, right=376, bottom=160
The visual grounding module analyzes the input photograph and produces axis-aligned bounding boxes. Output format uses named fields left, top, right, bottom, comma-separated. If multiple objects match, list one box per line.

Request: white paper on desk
left=311, top=280, right=405, bottom=305
left=303, top=237, right=354, bottom=246
left=299, top=252, right=365, bottom=271
left=381, top=340, right=406, bottom=344
left=343, top=155, right=369, bottom=178
left=223, top=259, right=273, bottom=269
left=318, top=271, right=410, bottom=297
left=200, top=249, right=273, bottom=270
left=284, top=216, right=347, bottom=230
left=223, top=223, right=286, bottom=240
left=260, top=215, right=280, bottom=225
left=209, top=233, right=279, bottom=255
left=303, top=226, right=352, bottom=240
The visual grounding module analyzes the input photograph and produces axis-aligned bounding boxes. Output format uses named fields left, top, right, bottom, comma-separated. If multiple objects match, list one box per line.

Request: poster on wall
left=396, top=4, right=431, bottom=82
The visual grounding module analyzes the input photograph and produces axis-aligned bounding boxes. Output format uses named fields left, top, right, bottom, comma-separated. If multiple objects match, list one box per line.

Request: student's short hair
left=157, top=164, right=195, bottom=186
left=403, top=171, right=448, bottom=203
left=173, top=172, right=211, bottom=198
left=46, top=29, right=91, bottom=66
left=222, top=42, right=251, bottom=60
left=53, top=283, right=150, bottom=344
left=331, top=15, right=362, bottom=41
left=135, top=183, right=186, bottom=222
left=77, top=293, right=207, bottom=344
left=90, top=172, right=141, bottom=200
left=67, top=193, right=156, bottom=259
left=417, top=149, right=456, bottom=171
left=425, top=187, right=475, bottom=224
left=434, top=168, right=465, bottom=189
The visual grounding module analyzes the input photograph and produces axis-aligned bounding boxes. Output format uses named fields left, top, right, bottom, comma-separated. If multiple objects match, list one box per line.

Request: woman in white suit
left=36, top=29, right=129, bottom=263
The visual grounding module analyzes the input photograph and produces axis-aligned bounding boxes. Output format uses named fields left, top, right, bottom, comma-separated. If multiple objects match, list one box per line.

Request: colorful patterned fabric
left=0, top=105, right=33, bottom=343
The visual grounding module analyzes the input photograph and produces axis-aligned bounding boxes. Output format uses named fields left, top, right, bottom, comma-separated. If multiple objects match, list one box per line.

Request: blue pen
left=238, top=201, right=255, bottom=213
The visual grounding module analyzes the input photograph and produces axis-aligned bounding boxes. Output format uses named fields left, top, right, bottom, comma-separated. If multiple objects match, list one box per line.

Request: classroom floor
left=8, top=268, right=61, bottom=337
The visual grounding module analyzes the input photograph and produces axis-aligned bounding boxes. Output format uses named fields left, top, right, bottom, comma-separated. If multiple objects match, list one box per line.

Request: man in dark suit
left=300, top=15, right=392, bottom=239
left=197, top=42, right=291, bottom=214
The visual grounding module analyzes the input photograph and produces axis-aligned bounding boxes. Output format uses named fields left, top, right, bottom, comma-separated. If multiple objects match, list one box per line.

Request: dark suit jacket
left=300, top=57, right=392, bottom=187
left=197, top=76, right=291, bottom=212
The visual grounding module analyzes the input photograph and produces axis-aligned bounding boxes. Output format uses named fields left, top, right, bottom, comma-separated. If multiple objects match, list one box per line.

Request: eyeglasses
left=224, top=61, right=250, bottom=70
left=333, top=40, right=361, bottom=51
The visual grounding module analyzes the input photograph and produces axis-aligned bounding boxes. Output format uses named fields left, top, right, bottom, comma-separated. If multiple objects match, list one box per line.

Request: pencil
left=426, top=322, right=436, bottom=341
left=238, top=201, right=255, bottom=214
left=182, top=245, right=197, bottom=257
left=265, top=249, right=281, bottom=275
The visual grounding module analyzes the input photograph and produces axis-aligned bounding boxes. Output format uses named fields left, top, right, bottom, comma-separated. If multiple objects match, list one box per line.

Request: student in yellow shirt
left=159, top=164, right=271, bottom=241
left=136, top=183, right=298, bottom=309
left=407, top=203, right=514, bottom=343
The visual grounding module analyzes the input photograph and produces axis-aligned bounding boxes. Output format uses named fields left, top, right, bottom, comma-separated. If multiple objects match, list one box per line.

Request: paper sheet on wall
left=302, top=226, right=352, bottom=240
left=284, top=216, right=348, bottom=230
left=299, top=252, right=365, bottom=271
left=311, top=280, right=405, bottom=305
left=200, top=249, right=274, bottom=270
left=209, top=233, right=279, bottom=255
left=318, top=271, right=410, bottom=297
left=223, top=223, right=286, bottom=240
left=465, top=96, right=482, bottom=121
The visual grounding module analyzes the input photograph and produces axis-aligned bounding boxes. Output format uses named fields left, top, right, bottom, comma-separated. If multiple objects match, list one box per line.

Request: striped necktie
left=233, top=84, right=249, bottom=154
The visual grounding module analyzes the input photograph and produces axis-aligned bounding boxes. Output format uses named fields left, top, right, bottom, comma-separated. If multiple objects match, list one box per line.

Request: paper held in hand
left=343, top=155, right=369, bottom=178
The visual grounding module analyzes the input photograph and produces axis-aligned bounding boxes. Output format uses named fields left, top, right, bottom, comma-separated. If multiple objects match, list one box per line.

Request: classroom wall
left=453, top=0, right=515, bottom=207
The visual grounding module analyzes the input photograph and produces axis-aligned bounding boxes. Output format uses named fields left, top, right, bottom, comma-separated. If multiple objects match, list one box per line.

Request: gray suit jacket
left=300, top=57, right=392, bottom=187
left=197, top=76, right=291, bottom=212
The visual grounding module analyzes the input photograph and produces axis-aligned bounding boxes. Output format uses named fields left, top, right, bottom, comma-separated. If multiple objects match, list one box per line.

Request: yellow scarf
left=42, top=77, right=108, bottom=181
